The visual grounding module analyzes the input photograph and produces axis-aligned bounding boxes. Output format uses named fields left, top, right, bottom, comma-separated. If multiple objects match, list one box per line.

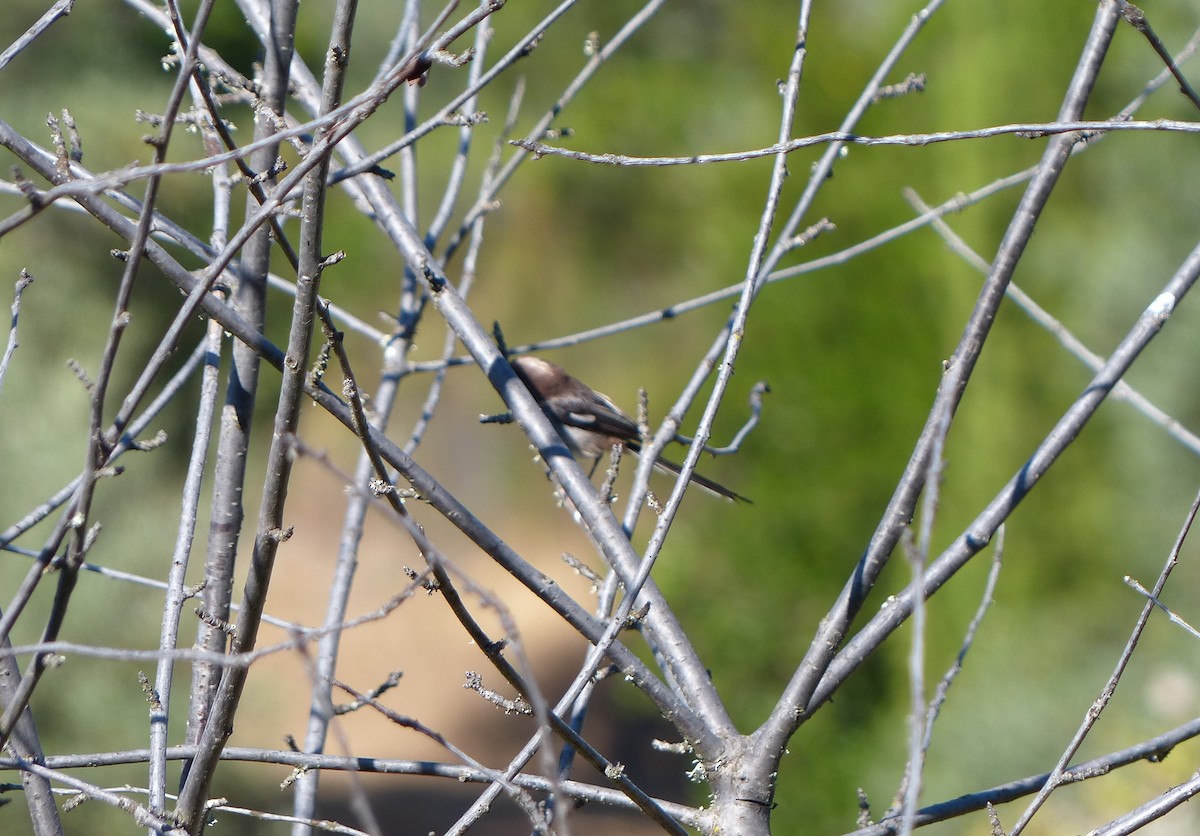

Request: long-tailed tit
left=509, top=355, right=747, bottom=502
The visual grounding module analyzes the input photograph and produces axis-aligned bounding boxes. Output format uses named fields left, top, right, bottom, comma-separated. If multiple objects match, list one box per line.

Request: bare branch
left=512, top=120, right=1200, bottom=166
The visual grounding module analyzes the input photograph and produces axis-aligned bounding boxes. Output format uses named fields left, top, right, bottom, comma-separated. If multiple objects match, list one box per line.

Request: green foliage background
left=3, top=1, right=1200, bottom=833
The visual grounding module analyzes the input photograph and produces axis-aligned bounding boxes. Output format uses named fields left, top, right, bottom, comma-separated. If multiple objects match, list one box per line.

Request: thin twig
left=844, top=714, right=1200, bottom=835
left=0, top=746, right=708, bottom=827
left=16, top=759, right=176, bottom=832
left=1116, top=1, right=1200, bottom=111
left=0, top=0, right=76, bottom=73
left=896, top=389, right=954, bottom=834
left=1087, top=772, right=1200, bottom=835
left=512, top=119, right=1200, bottom=166
left=1123, top=576, right=1200, bottom=641
left=148, top=303, right=224, bottom=813
left=0, top=268, right=33, bottom=396
left=1006, top=386, right=1200, bottom=833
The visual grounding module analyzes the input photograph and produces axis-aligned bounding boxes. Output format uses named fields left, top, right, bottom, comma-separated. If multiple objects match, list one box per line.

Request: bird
left=509, top=355, right=747, bottom=502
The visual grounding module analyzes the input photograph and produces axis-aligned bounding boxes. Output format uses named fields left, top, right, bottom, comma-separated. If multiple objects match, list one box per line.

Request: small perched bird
left=509, top=355, right=747, bottom=502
